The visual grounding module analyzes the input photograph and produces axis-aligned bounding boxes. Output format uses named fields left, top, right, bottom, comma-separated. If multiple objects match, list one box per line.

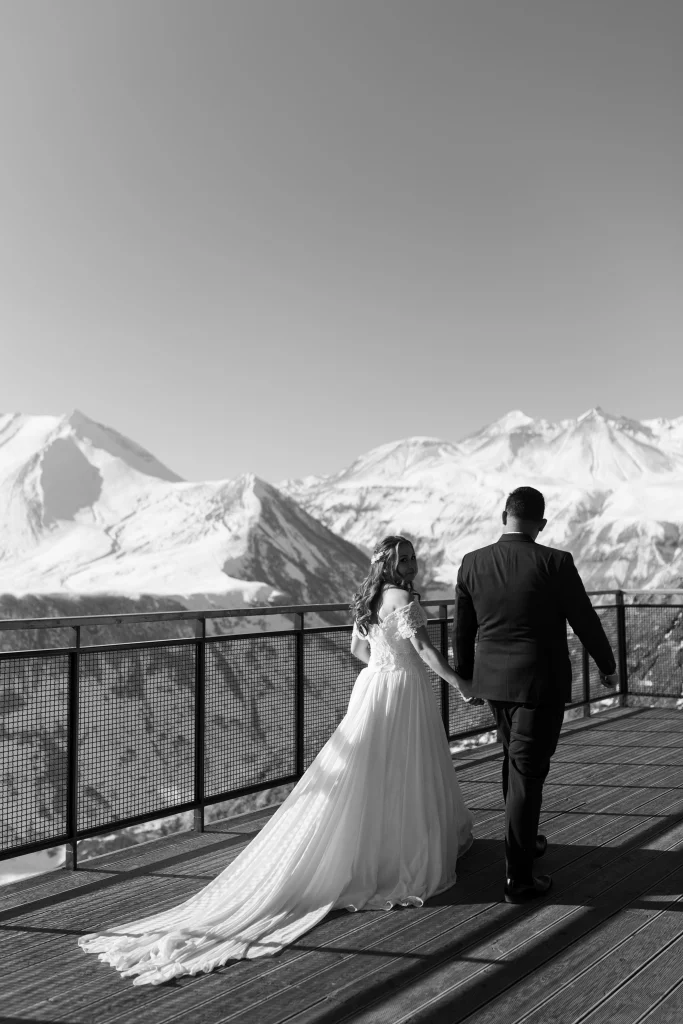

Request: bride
left=79, top=535, right=478, bottom=985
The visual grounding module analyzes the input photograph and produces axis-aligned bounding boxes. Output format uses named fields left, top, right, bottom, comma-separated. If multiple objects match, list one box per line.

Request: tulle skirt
left=78, top=661, right=474, bottom=985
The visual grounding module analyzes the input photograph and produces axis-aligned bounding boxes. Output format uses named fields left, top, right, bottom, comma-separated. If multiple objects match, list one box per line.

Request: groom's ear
left=502, top=510, right=507, bottom=525
left=538, top=518, right=547, bottom=532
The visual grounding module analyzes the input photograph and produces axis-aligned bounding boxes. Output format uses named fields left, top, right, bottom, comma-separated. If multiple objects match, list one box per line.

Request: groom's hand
left=599, top=671, right=619, bottom=688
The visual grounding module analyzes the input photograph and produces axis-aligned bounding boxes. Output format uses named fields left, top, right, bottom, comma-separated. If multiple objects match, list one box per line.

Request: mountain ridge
left=279, top=407, right=683, bottom=594
left=2, top=407, right=683, bottom=605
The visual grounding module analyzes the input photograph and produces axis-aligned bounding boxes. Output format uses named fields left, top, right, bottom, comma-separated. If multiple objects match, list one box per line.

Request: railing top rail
left=0, top=603, right=345, bottom=631
left=0, top=588, right=680, bottom=632
left=0, top=597, right=456, bottom=632
left=622, top=589, right=683, bottom=595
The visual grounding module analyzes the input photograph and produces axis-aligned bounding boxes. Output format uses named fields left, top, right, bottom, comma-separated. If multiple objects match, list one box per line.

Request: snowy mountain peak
left=575, top=407, right=647, bottom=434
left=577, top=406, right=609, bottom=422
left=336, top=436, right=461, bottom=486
left=65, top=410, right=183, bottom=482
left=487, top=410, right=534, bottom=433
left=459, top=410, right=532, bottom=445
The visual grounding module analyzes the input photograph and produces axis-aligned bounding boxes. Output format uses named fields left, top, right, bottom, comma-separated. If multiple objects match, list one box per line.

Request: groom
left=453, top=486, right=618, bottom=903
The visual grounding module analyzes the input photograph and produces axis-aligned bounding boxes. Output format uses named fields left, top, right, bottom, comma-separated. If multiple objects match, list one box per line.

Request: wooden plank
left=555, top=736, right=683, bottom=762
left=540, top=768, right=683, bottom=819
left=636, top=981, right=683, bottom=1023
left=603, top=710, right=681, bottom=727
left=515, top=904, right=683, bottom=1024
left=552, top=745, right=683, bottom=767
left=467, top=759, right=627, bottom=817
left=580, top=932, right=683, bottom=1023
left=564, top=732, right=683, bottom=748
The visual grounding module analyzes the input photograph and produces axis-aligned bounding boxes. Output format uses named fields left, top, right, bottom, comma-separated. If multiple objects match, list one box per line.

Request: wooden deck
left=3, top=706, right=683, bottom=1024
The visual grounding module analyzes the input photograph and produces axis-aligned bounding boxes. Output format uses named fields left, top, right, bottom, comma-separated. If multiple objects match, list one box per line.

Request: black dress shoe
left=503, top=874, right=552, bottom=904
left=534, top=834, right=548, bottom=858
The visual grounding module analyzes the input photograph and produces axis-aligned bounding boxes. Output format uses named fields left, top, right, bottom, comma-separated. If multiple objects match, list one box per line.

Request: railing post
left=582, top=644, right=591, bottom=717
left=439, top=605, right=451, bottom=738
left=193, top=618, right=206, bottom=833
left=616, top=591, right=629, bottom=708
left=293, top=613, right=305, bottom=778
left=65, top=625, right=80, bottom=870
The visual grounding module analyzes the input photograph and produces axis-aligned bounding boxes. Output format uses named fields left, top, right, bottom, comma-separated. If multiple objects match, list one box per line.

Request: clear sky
left=1, top=1, right=681, bottom=482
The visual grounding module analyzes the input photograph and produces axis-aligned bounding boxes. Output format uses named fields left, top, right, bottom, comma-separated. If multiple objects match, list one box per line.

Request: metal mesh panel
left=0, top=653, right=69, bottom=851
left=303, top=628, right=358, bottom=769
left=424, top=620, right=445, bottom=719
left=588, top=607, right=621, bottom=699
left=411, top=618, right=448, bottom=724
left=446, top=622, right=496, bottom=739
left=567, top=628, right=585, bottom=703
left=78, top=644, right=195, bottom=831
left=625, top=606, right=683, bottom=698
left=449, top=696, right=496, bottom=738
left=205, top=633, right=297, bottom=795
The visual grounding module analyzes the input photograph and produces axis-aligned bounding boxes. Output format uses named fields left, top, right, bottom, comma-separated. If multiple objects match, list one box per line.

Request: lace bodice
left=353, top=600, right=428, bottom=671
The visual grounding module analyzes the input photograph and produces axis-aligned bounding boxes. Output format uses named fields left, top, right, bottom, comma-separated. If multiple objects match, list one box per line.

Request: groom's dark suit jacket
left=453, top=533, right=617, bottom=705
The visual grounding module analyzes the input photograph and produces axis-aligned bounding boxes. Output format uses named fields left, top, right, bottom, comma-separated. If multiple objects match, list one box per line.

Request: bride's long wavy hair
left=350, top=535, right=419, bottom=636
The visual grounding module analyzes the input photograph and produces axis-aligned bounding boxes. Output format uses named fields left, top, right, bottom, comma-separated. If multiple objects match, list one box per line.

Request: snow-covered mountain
left=279, top=408, right=683, bottom=594
left=0, top=411, right=369, bottom=609
left=3, top=406, right=682, bottom=609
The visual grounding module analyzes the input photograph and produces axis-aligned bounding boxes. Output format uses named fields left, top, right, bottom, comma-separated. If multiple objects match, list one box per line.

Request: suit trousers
left=488, top=700, right=565, bottom=882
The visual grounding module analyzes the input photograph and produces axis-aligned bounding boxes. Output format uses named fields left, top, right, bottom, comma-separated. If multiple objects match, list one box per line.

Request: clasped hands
left=454, top=675, right=486, bottom=707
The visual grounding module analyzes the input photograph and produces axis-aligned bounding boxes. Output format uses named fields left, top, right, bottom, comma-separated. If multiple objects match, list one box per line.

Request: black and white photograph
left=1, top=2, right=683, bottom=1021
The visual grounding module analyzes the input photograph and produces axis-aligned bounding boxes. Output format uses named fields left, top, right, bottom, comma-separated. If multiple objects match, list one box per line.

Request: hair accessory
left=370, top=551, right=383, bottom=564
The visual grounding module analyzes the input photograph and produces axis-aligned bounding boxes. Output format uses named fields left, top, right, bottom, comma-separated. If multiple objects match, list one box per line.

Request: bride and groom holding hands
left=80, top=486, right=618, bottom=985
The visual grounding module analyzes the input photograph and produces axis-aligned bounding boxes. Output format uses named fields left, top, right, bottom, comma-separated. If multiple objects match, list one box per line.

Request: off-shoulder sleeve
left=395, top=601, right=427, bottom=639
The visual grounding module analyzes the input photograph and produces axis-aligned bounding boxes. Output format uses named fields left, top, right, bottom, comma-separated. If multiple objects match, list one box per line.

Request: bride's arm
left=409, top=628, right=485, bottom=704
left=350, top=630, right=371, bottom=664
left=409, top=628, right=464, bottom=687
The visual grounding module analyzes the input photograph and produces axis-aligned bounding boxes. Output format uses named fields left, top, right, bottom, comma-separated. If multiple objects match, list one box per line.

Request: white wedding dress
left=79, top=599, right=474, bottom=985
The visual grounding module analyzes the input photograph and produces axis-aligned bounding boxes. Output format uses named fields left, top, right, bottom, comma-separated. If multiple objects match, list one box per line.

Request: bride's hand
left=454, top=676, right=486, bottom=706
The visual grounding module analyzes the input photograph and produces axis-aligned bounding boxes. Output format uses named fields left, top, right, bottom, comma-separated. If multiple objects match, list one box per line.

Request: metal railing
left=1, top=591, right=682, bottom=868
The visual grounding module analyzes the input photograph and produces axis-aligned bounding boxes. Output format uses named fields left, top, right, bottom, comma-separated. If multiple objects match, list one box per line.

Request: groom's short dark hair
left=505, top=486, right=545, bottom=521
